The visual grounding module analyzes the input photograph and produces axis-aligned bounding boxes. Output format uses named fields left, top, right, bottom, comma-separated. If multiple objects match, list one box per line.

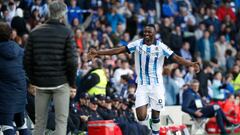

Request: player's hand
left=190, top=62, right=200, bottom=73
left=87, top=48, right=98, bottom=61
left=194, top=110, right=203, bottom=117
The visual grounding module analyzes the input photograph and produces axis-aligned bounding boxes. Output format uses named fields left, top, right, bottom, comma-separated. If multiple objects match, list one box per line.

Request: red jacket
left=216, top=6, right=236, bottom=22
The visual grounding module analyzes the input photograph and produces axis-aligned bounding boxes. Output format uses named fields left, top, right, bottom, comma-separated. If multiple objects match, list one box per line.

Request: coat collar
left=46, top=19, right=65, bottom=25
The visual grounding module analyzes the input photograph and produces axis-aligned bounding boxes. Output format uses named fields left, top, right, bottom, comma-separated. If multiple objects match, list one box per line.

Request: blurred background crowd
left=1, top=0, right=240, bottom=134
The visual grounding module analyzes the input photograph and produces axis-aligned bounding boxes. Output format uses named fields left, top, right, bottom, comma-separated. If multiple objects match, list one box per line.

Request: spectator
left=163, top=66, right=178, bottom=105
left=175, top=4, right=196, bottom=30
left=184, top=66, right=195, bottom=84
left=222, top=94, right=239, bottom=122
left=106, top=6, right=125, bottom=33
left=180, top=42, right=192, bottom=61
left=225, top=49, right=235, bottom=71
left=1, top=5, right=11, bottom=23
left=120, top=75, right=130, bottom=98
left=194, top=6, right=207, bottom=24
left=197, top=30, right=215, bottom=61
left=74, top=28, right=84, bottom=53
left=31, top=0, right=48, bottom=18
left=7, top=0, right=23, bottom=21
left=196, top=62, right=213, bottom=97
left=182, top=79, right=239, bottom=135
left=162, top=0, right=178, bottom=17
left=67, top=0, right=83, bottom=24
left=72, top=11, right=93, bottom=30
left=172, top=68, right=185, bottom=90
left=160, top=17, right=172, bottom=46
left=170, top=25, right=183, bottom=55
left=223, top=25, right=235, bottom=45
left=195, top=23, right=206, bottom=40
left=0, top=22, right=30, bottom=135
left=102, top=33, right=114, bottom=48
left=116, top=1, right=132, bottom=18
left=11, top=16, right=28, bottom=37
left=214, top=35, right=229, bottom=68
left=203, top=6, right=221, bottom=34
left=27, top=8, right=43, bottom=29
left=210, top=71, right=224, bottom=100
left=221, top=73, right=235, bottom=96
left=89, top=30, right=100, bottom=47
left=89, top=7, right=106, bottom=31
left=216, top=1, right=236, bottom=22
left=113, top=60, right=133, bottom=94
left=24, top=2, right=78, bottom=135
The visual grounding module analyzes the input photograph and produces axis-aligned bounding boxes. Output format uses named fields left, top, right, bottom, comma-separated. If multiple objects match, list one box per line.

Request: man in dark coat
left=0, top=22, right=30, bottom=135
left=182, top=79, right=240, bottom=135
left=23, top=1, right=78, bottom=135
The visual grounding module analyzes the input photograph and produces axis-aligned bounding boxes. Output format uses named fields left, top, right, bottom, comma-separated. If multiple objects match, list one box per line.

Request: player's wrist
left=96, top=51, right=100, bottom=56
left=185, top=61, right=193, bottom=67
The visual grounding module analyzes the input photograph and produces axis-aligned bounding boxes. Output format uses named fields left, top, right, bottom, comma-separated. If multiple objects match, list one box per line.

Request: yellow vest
left=88, top=69, right=108, bottom=95
left=232, top=73, right=240, bottom=91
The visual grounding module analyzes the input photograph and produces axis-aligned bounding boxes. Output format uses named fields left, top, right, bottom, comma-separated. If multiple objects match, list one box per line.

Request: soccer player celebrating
left=88, top=24, right=200, bottom=134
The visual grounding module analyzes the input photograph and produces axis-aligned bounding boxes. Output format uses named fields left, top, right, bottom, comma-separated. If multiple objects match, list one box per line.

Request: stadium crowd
left=0, top=0, right=240, bottom=134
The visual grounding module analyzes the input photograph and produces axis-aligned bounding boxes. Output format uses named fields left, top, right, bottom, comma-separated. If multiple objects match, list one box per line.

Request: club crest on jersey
left=158, top=99, right=162, bottom=104
left=155, top=47, right=159, bottom=51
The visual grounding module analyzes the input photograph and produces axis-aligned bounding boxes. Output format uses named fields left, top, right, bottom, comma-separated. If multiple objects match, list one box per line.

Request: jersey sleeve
left=126, top=40, right=138, bottom=54
left=161, top=43, right=173, bottom=58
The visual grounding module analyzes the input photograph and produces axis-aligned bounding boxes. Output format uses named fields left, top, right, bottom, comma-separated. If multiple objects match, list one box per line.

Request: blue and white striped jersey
left=127, top=39, right=173, bottom=85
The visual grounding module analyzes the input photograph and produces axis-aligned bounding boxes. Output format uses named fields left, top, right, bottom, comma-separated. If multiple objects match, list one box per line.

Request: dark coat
left=182, top=89, right=204, bottom=116
left=24, top=19, right=78, bottom=87
left=0, top=41, right=27, bottom=113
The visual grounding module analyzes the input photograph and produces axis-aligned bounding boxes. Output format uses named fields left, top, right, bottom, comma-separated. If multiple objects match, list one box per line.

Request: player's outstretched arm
left=87, top=46, right=127, bottom=60
left=172, top=54, right=200, bottom=73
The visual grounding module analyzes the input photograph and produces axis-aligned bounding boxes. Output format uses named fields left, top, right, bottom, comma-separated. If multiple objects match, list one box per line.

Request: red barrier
left=88, top=120, right=122, bottom=135
left=88, top=120, right=189, bottom=135
left=160, top=125, right=190, bottom=135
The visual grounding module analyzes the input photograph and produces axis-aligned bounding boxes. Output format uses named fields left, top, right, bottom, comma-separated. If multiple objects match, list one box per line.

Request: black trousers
left=199, top=105, right=230, bottom=133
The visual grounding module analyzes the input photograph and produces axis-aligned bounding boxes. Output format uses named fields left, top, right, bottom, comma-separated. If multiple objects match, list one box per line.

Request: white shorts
left=135, top=85, right=165, bottom=111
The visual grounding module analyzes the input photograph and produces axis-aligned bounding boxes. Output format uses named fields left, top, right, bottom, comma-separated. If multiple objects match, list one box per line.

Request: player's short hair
left=144, top=24, right=156, bottom=31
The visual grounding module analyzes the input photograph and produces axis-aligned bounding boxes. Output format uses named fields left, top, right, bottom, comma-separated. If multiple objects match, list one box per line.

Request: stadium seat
left=191, top=117, right=209, bottom=135
left=182, top=112, right=208, bottom=135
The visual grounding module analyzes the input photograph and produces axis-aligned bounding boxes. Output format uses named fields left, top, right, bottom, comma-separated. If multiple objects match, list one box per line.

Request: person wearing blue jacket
left=197, top=30, right=216, bottom=61
left=182, top=79, right=239, bottom=135
left=0, top=22, right=30, bottom=135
